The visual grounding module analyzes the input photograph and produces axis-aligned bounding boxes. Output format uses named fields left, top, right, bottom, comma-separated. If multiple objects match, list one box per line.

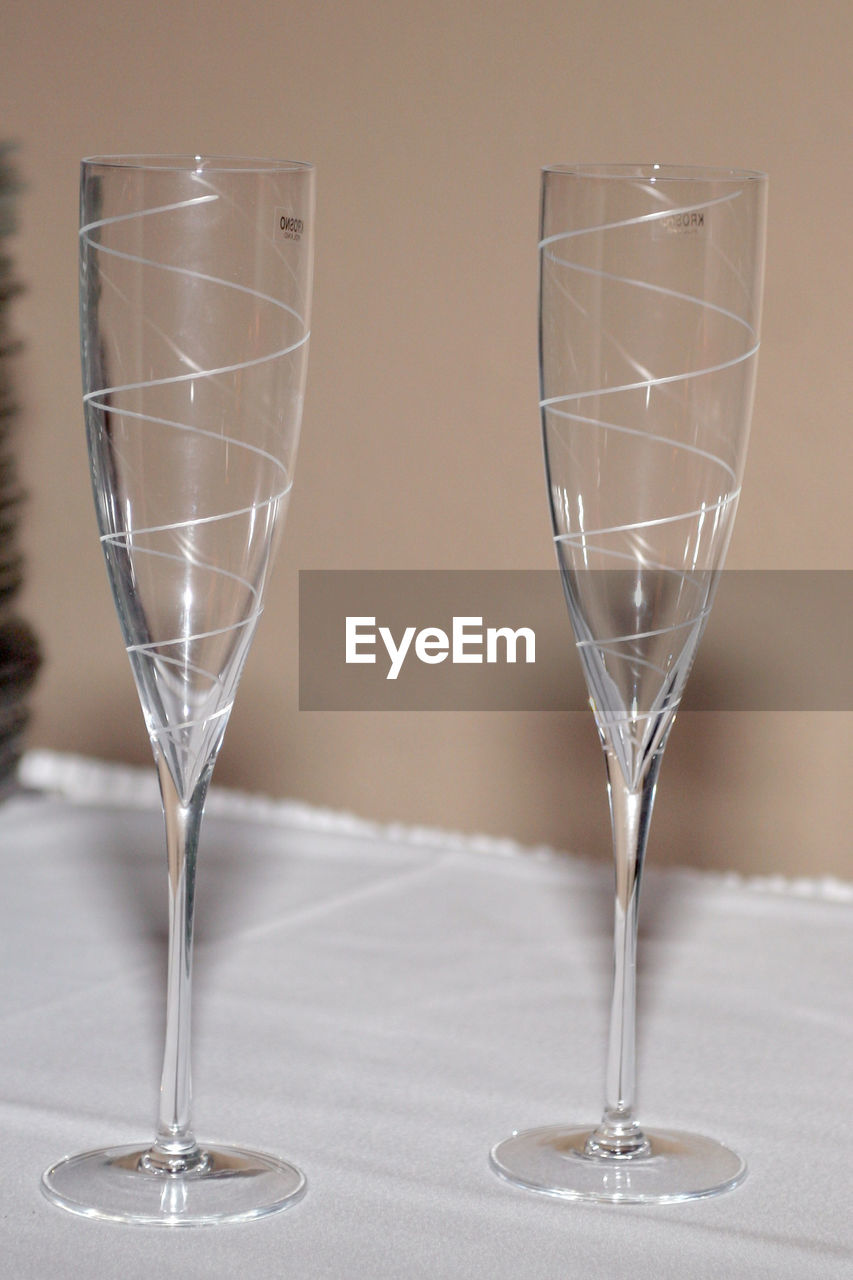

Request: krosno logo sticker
left=276, top=210, right=304, bottom=240
left=660, top=210, right=705, bottom=235
left=346, top=616, right=536, bottom=680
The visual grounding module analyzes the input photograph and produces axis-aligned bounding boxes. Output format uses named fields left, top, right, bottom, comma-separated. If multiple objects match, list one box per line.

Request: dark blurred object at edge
left=0, top=144, right=42, bottom=795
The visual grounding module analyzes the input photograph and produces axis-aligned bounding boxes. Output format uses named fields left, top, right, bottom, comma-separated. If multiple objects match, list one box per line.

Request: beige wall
left=2, top=1, right=850, bottom=876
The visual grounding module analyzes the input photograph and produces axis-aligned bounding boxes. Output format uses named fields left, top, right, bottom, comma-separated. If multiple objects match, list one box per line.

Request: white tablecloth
left=2, top=752, right=851, bottom=1278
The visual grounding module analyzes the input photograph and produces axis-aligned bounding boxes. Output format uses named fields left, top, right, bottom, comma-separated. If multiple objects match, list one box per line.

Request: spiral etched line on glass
left=81, top=188, right=309, bottom=797
left=540, top=186, right=759, bottom=783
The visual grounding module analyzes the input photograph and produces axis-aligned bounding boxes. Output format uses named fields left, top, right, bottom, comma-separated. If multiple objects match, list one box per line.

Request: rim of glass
left=81, top=154, right=313, bottom=173
left=543, top=163, right=766, bottom=182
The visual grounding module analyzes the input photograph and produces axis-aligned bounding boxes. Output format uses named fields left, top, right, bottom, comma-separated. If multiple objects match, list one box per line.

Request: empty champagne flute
left=491, top=164, right=767, bottom=1203
left=42, top=155, right=315, bottom=1225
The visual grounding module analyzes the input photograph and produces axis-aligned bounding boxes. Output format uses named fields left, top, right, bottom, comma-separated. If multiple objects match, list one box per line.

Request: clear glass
left=490, top=164, right=767, bottom=1203
left=42, top=154, right=315, bottom=1225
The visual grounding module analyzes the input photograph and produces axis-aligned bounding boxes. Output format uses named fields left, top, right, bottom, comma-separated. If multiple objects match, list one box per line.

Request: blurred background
left=1, top=0, right=849, bottom=876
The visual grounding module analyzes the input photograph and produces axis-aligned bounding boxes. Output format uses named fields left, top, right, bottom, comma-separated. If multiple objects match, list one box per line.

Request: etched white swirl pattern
left=81, top=184, right=309, bottom=798
left=540, top=183, right=759, bottom=786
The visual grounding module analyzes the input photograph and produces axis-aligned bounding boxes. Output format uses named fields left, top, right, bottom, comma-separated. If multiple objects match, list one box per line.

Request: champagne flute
left=42, top=154, right=315, bottom=1225
left=491, top=164, right=767, bottom=1203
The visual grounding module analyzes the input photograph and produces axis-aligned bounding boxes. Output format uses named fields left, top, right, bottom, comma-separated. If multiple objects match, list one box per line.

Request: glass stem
left=143, top=752, right=213, bottom=1175
left=587, top=744, right=664, bottom=1159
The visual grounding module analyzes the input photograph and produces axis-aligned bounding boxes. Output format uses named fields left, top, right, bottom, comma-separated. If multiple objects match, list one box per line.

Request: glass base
left=41, top=1143, right=306, bottom=1226
left=490, top=1125, right=746, bottom=1204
